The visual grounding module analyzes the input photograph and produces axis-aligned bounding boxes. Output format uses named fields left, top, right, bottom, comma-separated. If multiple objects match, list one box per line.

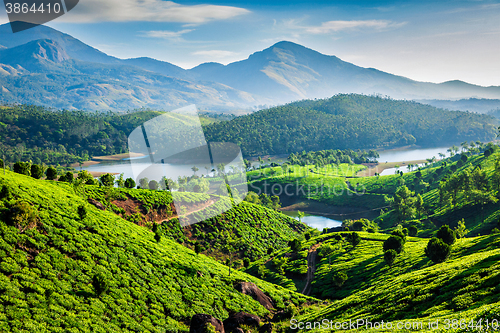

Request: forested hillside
left=0, top=170, right=318, bottom=332
left=204, top=94, right=498, bottom=156
left=0, top=105, right=218, bottom=165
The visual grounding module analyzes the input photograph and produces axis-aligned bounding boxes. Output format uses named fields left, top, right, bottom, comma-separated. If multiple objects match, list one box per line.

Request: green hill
left=203, top=94, right=497, bottom=157
left=296, top=232, right=500, bottom=332
left=83, top=186, right=309, bottom=262
left=0, top=170, right=317, bottom=332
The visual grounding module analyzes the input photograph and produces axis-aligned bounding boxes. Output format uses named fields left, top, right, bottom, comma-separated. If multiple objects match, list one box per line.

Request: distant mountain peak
left=28, top=39, right=70, bottom=63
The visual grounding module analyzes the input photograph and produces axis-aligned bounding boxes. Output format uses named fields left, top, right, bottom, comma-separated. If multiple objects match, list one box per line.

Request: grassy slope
left=84, top=186, right=309, bottom=261
left=0, top=171, right=318, bottom=332
left=295, top=232, right=500, bottom=332
left=250, top=152, right=500, bottom=236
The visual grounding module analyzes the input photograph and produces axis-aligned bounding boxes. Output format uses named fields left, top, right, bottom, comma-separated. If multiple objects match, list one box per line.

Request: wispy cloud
left=305, top=20, right=406, bottom=34
left=60, top=0, right=250, bottom=24
left=192, top=50, right=238, bottom=58
left=140, top=29, right=193, bottom=41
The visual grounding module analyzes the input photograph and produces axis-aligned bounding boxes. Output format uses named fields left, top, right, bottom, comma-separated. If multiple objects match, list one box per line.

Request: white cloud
left=140, top=29, right=193, bottom=40
left=60, top=0, right=250, bottom=23
left=305, top=20, right=406, bottom=34
left=192, top=50, right=238, bottom=58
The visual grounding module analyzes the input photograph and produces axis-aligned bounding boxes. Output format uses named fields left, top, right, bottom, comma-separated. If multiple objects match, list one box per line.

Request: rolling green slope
left=0, top=171, right=316, bottom=332
left=295, top=232, right=500, bottom=332
left=83, top=186, right=309, bottom=262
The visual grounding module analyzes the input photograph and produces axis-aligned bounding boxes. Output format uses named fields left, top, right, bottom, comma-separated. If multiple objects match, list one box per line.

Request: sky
left=2, top=0, right=500, bottom=86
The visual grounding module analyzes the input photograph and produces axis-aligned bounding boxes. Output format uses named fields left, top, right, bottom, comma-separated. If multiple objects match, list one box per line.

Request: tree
left=257, top=265, right=266, bottom=278
left=13, top=162, right=30, bottom=176
left=454, top=219, right=468, bottom=239
left=139, top=178, right=149, bottom=189
left=124, top=178, right=136, bottom=189
left=318, top=243, right=336, bottom=264
left=393, top=185, right=416, bottom=222
left=436, top=225, right=456, bottom=245
left=273, top=257, right=288, bottom=275
left=148, top=180, right=159, bottom=190
left=191, top=166, right=199, bottom=175
left=77, top=205, right=87, bottom=220
left=304, top=232, right=311, bottom=241
left=332, top=271, right=348, bottom=287
left=425, top=237, right=451, bottom=263
left=194, top=242, right=202, bottom=254
left=77, top=170, right=96, bottom=185
left=92, top=272, right=109, bottom=296
left=297, top=211, right=305, bottom=223
left=415, top=194, right=424, bottom=218
left=383, top=235, right=404, bottom=254
left=243, top=258, right=251, bottom=268
left=288, top=238, right=301, bottom=252
left=267, top=247, right=274, bottom=255
left=99, top=173, right=115, bottom=187
left=347, top=232, right=361, bottom=248
left=45, top=166, right=57, bottom=180
left=30, top=164, right=44, bottom=179
left=384, top=249, right=397, bottom=267
left=60, top=171, right=74, bottom=183
left=116, top=173, right=125, bottom=188
left=408, top=225, right=418, bottom=237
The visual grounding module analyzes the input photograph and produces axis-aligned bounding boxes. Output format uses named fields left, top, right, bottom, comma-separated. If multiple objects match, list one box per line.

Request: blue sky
left=3, top=0, right=500, bottom=86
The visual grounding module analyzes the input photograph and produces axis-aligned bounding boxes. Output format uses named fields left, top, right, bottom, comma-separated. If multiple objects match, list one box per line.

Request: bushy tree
left=194, top=242, right=202, bottom=254
left=408, top=225, right=418, bottom=237
left=454, top=219, right=468, bottom=239
left=393, top=185, right=416, bottom=222
left=139, top=178, right=149, bottom=189
left=13, top=161, right=30, bottom=176
left=347, top=232, right=361, bottom=247
left=45, top=166, right=58, bottom=180
left=436, top=225, right=456, bottom=245
left=149, top=180, right=159, bottom=190
left=243, top=258, right=251, bottom=268
left=384, top=249, right=397, bottom=267
left=30, top=164, right=44, bottom=179
left=332, top=271, right=348, bottom=287
left=92, top=272, right=109, bottom=296
left=425, top=237, right=451, bottom=263
left=77, top=205, right=87, bottom=220
left=99, top=173, right=115, bottom=187
left=124, top=178, right=136, bottom=189
left=383, top=235, right=404, bottom=254
left=60, top=171, right=74, bottom=183
left=288, top=238, right=301, bottom=252
left=116, top=173, right=125, bottom=188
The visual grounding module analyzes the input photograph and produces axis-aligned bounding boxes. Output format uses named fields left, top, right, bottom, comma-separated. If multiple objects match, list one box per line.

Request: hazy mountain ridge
left=1, top=23, right=500, bottom=110
left=0, top=37, right=262, bottom=111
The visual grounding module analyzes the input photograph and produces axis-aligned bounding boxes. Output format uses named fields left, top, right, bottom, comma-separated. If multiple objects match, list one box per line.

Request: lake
left=82, top=146, right=452, bottom=179
left=377, top=146, right=450, bottom=163
left=282, top=211, right=342, bottom=230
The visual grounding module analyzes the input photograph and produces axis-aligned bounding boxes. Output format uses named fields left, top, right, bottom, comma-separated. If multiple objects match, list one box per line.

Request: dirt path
left=301, top=243, right=321, bottom=296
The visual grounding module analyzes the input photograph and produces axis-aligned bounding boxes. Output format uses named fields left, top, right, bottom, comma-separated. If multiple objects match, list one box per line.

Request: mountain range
left=1, top=22, right=500, bottom=111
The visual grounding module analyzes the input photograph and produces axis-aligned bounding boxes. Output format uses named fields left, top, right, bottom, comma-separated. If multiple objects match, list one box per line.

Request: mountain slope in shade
left=189, top=41, right=500, bottom=103
left=0, top=39, right=262, bottom=111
